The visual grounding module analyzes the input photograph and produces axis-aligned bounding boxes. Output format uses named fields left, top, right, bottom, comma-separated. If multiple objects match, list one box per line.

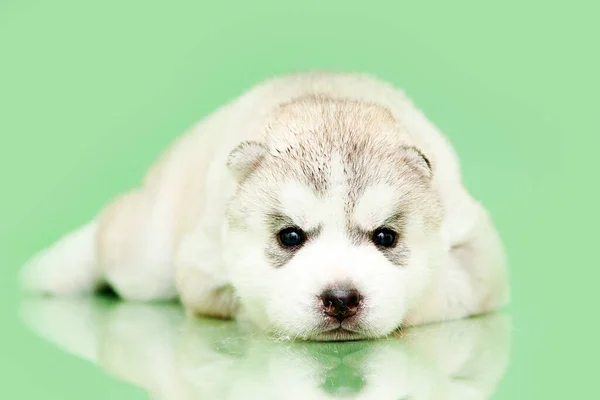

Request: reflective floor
left=17, top=296, right=510, bottom=399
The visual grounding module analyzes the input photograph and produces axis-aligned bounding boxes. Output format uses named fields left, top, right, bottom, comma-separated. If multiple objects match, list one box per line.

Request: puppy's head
left=225, top=98, right=444, bottom=341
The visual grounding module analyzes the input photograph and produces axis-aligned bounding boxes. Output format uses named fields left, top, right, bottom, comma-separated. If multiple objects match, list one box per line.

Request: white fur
left=20, top=71, right=509, bottom=340
left=353, top=184, right=398, bottom=230
left=278, top=180, right=323, bottom=229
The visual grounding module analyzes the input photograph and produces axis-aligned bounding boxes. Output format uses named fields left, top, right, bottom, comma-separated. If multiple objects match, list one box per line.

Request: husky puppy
left=21, top=72, right=509, bottom=340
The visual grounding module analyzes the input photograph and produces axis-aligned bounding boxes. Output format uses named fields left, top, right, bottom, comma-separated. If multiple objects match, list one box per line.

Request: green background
left=0, top=0, right=597, bottom=398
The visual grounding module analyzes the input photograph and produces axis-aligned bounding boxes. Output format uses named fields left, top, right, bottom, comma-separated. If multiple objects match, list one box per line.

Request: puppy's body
left=21, top=72, right=509, bottom=340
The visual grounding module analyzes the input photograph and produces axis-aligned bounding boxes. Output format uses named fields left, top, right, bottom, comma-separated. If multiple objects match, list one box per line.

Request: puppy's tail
left=19, top=221, right=102, bottom=296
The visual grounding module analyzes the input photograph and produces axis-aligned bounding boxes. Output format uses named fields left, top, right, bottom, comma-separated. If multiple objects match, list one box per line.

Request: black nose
left=320, top=288, right=361, bottom=321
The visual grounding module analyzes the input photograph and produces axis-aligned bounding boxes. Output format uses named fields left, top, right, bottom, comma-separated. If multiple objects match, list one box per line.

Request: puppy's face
left=224, top=100, right=444, bottom=341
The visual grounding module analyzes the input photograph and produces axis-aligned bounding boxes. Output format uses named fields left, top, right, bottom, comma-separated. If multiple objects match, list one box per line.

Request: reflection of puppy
left=21, top=298, right=512, bottom=399
left=20, top=72, right=509, bottom=340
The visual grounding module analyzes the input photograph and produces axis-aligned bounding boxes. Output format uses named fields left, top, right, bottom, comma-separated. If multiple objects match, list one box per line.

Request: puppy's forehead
left=278, top=180, right=322, bottom=229
left=264, top=97, right=411, bottom=194
left=263, top=97, right=426, bottom=230
left=277, top=152, right=349, bottom=229
left=353, top=184, right=399, bottom=229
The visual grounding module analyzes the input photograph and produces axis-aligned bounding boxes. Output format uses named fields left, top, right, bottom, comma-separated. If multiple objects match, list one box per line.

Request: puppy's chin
left=266, top=323, right=399, bottom=342
left=305, top=329, right=366, bottom=342
left=265, top=326, right=367, bottom=342
left=262, top=310, right=404, bottom=342
left=306, top=323, right=398, bottom=342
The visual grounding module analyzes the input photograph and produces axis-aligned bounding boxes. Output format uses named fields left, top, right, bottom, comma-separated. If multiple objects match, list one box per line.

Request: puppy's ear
left=400, top=146, right=433, bottom=180
left=227, top=141, right=268, bottom=183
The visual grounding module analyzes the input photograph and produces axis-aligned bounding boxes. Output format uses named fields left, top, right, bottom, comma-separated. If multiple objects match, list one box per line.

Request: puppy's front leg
left=175, top=225, right=239, bottom=319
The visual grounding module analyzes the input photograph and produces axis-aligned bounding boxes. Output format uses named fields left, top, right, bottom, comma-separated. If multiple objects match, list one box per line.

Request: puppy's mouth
left=313, top=323, right=366, bottom=341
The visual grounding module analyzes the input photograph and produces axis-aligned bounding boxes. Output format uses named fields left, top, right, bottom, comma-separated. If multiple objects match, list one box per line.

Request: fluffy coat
left=21, top=72, right=509, bottom=340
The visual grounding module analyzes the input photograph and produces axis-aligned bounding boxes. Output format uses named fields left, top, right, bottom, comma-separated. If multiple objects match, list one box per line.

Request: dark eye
left=372, top=228, right=398, bottom=248
left=278, top=227, right=306, bottom=248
